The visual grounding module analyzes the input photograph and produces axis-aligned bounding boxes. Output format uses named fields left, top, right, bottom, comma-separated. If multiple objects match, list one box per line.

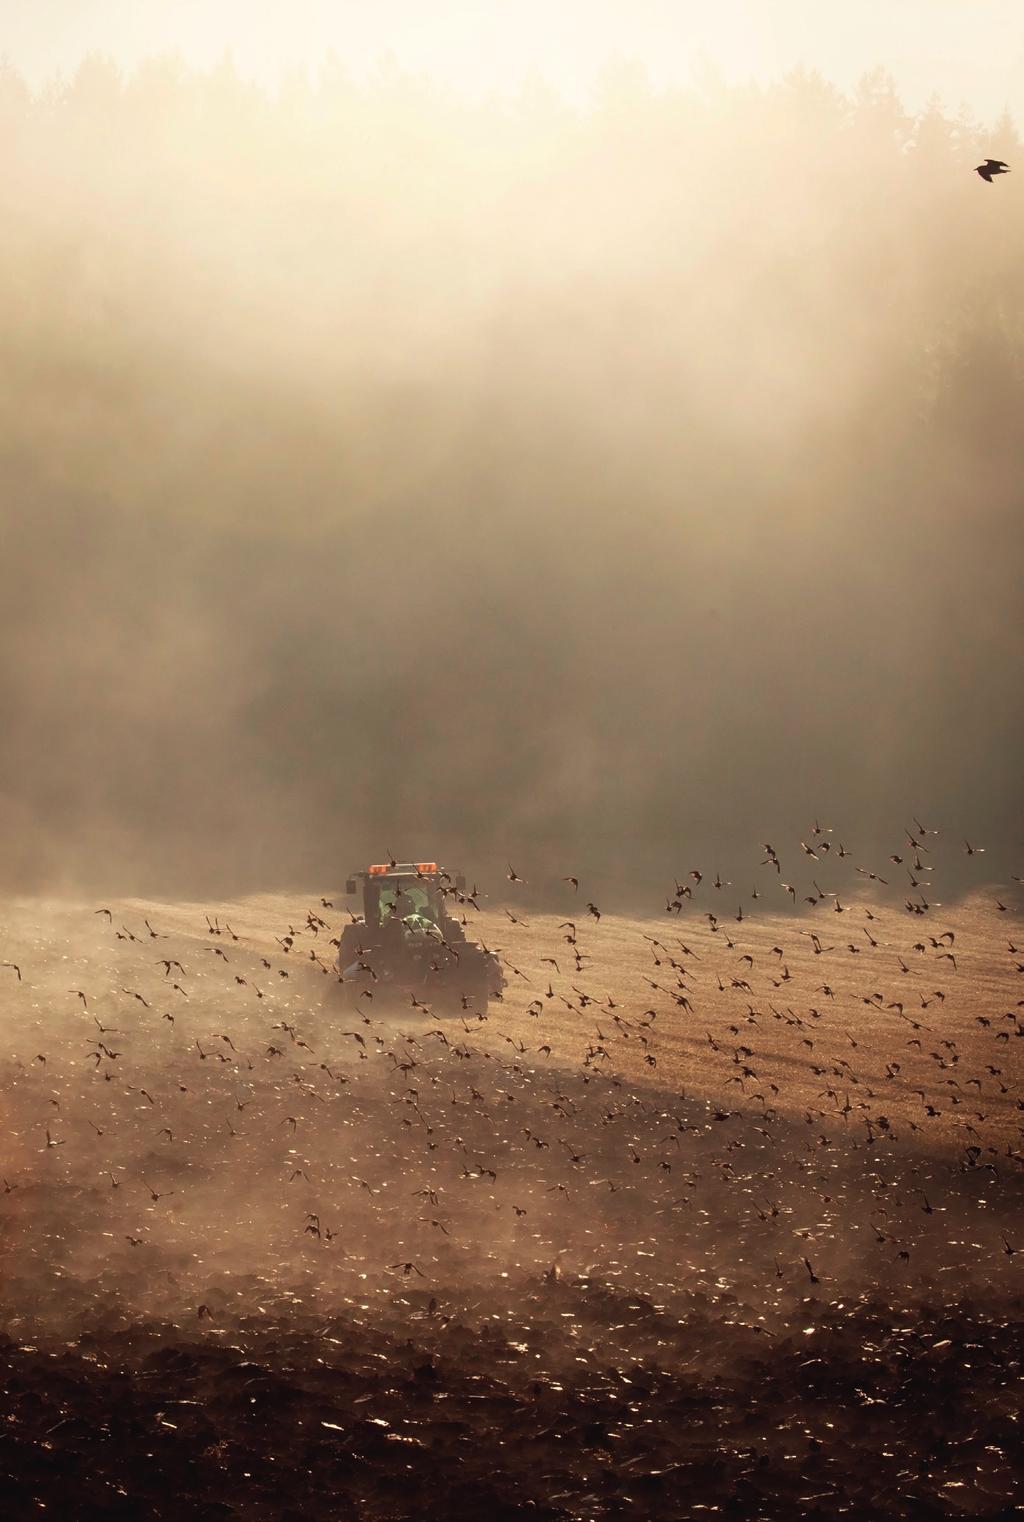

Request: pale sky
left=0, top=0, right=1021, bottom=118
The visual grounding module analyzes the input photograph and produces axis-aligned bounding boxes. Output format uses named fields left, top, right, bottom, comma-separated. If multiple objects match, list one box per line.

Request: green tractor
left=335, top=861, right=504, bottom=1009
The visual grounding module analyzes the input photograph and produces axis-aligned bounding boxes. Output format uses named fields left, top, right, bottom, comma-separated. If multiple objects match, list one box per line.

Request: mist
left=1, top=57, right=1022, bottom=898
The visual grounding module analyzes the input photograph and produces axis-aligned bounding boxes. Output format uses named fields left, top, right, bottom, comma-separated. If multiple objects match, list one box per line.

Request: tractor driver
left=396, top=883, right=440, bottom=937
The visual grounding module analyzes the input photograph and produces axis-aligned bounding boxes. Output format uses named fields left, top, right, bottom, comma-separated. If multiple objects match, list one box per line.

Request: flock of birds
left=0, top=820, right=1020, bottom=1518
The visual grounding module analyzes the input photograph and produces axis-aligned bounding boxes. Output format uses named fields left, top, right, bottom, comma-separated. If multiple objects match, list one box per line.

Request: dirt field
left=0, top=877, right=1021, bottom=1519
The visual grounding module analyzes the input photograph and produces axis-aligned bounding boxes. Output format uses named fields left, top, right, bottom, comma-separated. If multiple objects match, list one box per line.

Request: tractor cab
left=345, top=862, right=463, bottom=935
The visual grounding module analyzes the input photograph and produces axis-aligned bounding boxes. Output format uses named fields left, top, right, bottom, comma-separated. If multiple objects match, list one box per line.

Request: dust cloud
left=0, top=58, right=1021, bottom=899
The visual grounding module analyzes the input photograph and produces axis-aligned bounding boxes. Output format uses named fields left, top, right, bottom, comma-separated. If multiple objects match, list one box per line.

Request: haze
left=0, top=14, right=1022, bottom=899
left=1, top=19, right=1022, bottom=1511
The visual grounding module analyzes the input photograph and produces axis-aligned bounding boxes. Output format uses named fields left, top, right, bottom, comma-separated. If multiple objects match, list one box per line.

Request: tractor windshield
left=372, top=877, right=440, bottom=928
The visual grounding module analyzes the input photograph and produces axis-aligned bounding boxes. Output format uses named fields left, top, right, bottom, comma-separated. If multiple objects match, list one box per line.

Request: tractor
left=335, top=861, right=504, bottom=1009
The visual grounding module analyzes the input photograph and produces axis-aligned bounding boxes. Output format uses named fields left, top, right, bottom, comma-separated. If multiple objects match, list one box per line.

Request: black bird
left=976, top=159, right=1010, bottom=182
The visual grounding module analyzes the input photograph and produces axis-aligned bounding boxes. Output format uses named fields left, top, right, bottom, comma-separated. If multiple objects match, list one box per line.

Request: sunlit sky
left=0, top=0, right=1021, bottom=116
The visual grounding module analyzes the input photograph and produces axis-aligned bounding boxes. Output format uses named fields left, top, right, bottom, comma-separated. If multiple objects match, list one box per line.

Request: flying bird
left=976, top=158, right=1010, bottom=182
